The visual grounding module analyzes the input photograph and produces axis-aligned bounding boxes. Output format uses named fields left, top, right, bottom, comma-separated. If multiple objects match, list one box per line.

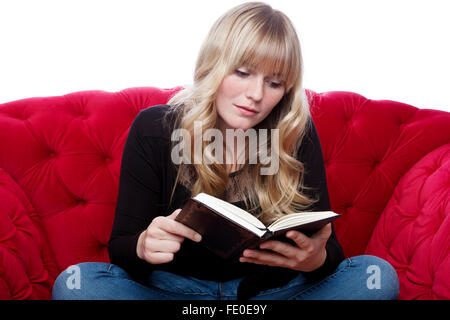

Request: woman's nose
left=245, top=76, right=264, bottom=102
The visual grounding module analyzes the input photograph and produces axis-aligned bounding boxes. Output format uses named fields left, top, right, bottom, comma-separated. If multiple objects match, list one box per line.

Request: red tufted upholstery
left=0, top=87, right=180, bottom=299
left=309, top=91, right=450, bottom=299
left=366, top=145, right=449, bottom=299
left=0, top=87, right=448, bottom=299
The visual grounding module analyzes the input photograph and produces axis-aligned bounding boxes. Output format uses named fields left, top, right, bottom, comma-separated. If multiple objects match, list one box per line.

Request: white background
left=1, top=0, right=449, bottom=111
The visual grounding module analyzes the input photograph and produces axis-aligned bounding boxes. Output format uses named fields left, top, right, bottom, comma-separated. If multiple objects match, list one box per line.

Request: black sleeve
left=297, top=118, right=345, bottom=279
left=107, top=108, right=168, bottom=281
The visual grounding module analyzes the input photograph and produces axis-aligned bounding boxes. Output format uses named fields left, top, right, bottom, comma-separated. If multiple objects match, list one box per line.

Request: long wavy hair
left=167, top=2, right=316, bottom=224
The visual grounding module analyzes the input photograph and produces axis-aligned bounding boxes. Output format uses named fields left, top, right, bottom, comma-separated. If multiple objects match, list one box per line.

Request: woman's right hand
left=136, top=208, right=202, bottom=264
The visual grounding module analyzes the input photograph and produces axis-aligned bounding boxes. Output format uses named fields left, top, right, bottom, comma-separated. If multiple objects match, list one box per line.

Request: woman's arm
left=108, top=107, right=200, bottom=281
left=108, top=109, right=164, bottom=280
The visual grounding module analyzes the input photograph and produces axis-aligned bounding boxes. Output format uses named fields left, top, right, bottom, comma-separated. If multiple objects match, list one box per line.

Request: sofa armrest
left=366, top=144, right=450, bottom=300
left=0, top=169, right=54, bottom=299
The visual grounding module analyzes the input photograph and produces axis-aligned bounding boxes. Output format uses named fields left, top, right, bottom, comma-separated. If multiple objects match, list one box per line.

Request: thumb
left=312, top=223, right=332, bottom=241
left=168, top=208, right=182, bottom=220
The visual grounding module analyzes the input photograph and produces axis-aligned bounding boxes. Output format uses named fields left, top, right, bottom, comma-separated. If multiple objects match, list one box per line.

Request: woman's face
left=215, top=66, right=286, bottom=132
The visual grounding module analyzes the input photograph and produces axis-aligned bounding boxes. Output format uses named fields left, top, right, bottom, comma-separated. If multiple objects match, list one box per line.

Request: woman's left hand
left=239, top=223, right=332, bottom=272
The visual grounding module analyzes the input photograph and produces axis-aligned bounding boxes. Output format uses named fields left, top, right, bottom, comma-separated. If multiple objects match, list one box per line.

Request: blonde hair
left=168, top=2, right=315, bottom=224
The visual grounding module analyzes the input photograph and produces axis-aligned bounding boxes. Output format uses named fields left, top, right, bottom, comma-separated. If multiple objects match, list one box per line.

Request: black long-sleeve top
left=108, top=105, right=345, bottom=299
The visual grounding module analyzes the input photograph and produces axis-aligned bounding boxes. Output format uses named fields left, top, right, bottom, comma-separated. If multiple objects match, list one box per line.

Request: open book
left=175, top=193, right=340, bottom=260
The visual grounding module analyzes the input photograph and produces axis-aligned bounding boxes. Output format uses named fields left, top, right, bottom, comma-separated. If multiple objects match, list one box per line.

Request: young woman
left=52, top=2, right=399, bottom=300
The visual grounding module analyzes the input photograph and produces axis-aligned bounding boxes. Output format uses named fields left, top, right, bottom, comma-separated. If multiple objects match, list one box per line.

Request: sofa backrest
left=0, top=87, right=179, bottom=298
left=0, top=87, right=449, bottom=299
left=309, top=91, right=450, bottom=257
left=308, top=91, right=450, bottom=299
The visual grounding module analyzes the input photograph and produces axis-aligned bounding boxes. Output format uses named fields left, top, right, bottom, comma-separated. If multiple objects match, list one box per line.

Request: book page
left=268, top=211, right=338, bottom=232
left=194, top=193, right=266, bottom=234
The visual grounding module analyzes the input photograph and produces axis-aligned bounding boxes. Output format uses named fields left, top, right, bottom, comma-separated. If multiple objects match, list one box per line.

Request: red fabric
left=366, top=144, right=450, bottom=299
left=0, top=87, right=181, bottom=299
left=0, top=87, right=449, bottom=299
left=309, top=91, right=450, bottom=257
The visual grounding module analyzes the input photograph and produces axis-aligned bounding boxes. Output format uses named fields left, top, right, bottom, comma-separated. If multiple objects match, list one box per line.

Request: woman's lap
left=52, top=255, right=399, bottom=300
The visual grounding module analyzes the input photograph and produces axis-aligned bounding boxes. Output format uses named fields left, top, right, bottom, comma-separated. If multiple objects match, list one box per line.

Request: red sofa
left=0, top=87, right=448, bottom=300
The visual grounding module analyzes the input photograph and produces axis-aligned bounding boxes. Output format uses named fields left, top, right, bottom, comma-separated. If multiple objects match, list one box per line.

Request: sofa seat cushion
left=366, top=144, right=450, bottom=299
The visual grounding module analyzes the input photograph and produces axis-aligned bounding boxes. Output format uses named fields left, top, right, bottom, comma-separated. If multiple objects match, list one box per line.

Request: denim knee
left=52, top=262, right=112, bottom=300
left=351, top=255, right=400, bottom=300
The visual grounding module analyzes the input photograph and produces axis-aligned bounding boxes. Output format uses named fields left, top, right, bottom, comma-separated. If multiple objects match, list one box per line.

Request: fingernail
left=286, top=231, right=295, bottom=238
left=194, top=233, right=202, bottom=242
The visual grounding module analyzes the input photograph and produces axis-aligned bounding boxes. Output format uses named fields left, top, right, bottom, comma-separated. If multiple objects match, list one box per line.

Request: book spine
left=261, top=230, right=273, bottom=240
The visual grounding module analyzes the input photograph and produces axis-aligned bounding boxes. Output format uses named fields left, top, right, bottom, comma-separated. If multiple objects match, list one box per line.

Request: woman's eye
left=268, top=81, right=283, bottom=89
left=235, top=69, right=249, bottom=77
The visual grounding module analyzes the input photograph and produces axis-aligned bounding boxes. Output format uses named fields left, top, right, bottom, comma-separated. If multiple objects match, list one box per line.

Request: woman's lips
left=235, top=104, right=258, bottom=116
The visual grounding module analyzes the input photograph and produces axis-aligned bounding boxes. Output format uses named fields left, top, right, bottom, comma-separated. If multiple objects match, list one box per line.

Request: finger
left=157, top=209, right=202, bottom=242
left=312, top=223, right=332, bottom=240
left=146, top=239, right=182, bottom=253
left=240, top=256, right=264, bottom=265
left=240, top=254, right=286, bottom=268
left=286, top=230, right=311, bottom=249
left=240, top=249, right=288, bottom=268
left=167, top=208, right=182, bottom=220
left=159, top=218, right=202, bottom=243
left=148, top=225, right=185, bottom=243
left=259, top=240, right=297, bottom=258
left=144, top=251, right=174, bottom=264
left=155, top=232, right=185, bottom=243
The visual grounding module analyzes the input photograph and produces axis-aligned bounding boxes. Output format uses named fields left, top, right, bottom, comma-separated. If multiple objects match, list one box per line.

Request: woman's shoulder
left=295, top=116, right=322, bottom=161
left=132, top=104, right=178, bottom=139
left=135, top=104, right=171, bottom=124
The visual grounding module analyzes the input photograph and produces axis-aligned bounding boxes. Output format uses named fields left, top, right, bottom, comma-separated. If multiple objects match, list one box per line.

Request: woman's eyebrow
left=266, top=72, right=285, bottom=80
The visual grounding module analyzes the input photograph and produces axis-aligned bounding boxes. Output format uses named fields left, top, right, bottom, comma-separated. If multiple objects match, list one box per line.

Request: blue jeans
left=52, top=255, right=399, bottom=300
